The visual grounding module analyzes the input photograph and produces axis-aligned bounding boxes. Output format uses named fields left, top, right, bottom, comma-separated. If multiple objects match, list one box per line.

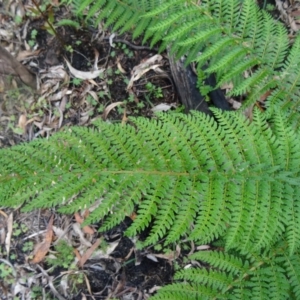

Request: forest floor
left=0, top=0, right=298, bottom=299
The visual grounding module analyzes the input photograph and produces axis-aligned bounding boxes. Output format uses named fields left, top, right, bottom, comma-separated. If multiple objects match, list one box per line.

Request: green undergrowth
left=2, top=0, right=300, bottom=298
left=1, top=108, right=300, bottom=298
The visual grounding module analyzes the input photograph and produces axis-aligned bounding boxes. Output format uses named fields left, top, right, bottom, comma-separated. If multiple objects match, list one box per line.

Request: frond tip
left=1, top=109, right=300, bottom=254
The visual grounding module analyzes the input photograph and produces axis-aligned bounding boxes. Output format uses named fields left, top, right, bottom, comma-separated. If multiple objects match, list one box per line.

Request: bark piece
left=168, top=50, right=210, bottom=114
left=168, top=49, right=230, bottom=113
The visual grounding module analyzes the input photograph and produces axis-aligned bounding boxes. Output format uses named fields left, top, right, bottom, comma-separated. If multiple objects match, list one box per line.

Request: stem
left=31, top=0, right=66, bottom=48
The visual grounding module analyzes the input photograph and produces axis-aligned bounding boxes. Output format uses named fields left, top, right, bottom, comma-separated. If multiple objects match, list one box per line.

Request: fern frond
left=56, top=19, right=80, bottom=29
left=150, top=283, right=217, bottom=300
left=191, top=251, right=247, bottom=275
left=229, top=67, right=270, bottom=96
left=153, top=245, right=295, bottom=299
left=1, top=110, right=300, bottom=254
left=281, top=252, right=300, bottom=298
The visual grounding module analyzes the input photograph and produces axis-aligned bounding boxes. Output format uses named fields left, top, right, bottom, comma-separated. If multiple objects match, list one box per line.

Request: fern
left=68, top=0, right=300, bottom=127
left=152, top=241, right=300, bottom=299
left=4, top=0, right=300, bottom=297
left=1, top=109, right=300, bottom=255
left=2, top=110, right=300, bottom=297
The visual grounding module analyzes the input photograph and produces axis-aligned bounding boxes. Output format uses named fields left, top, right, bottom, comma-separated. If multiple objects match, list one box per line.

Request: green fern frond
left=229, top=67, right=270, bottom=96
left=5, top=0, right=300, bottom=297
left=1, top=109, right=300, bottom=254
left=152, top=244, right=297, bottom=299
left=281, top=252, right=300, bottom=298
left=56, top=19, right=80, bottom=29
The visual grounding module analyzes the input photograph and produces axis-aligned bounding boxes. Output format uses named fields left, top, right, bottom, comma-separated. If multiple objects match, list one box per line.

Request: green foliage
left=1, top=109, right=300, bottom=253
left=73, top=0, right=300, bottom=127
left=152, top=241, right=300, bottom=299
left=56, top=19, right=80, bottom=30
left=46, top=240, right=75, bottom=269
left=3, top=0, right=300, bottom=298
left=1, top=109, right=300, bottom=298
left=0, top=262, right=15, bottom=284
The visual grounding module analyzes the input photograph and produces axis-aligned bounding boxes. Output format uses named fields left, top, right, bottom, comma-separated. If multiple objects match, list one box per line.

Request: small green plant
left=72, top=78, right=82, bottom=86
left=110, top=50, right=116, bottom=58
left=12, top=223, right=28, bottom=237
left=119, top=43, right=134, bottom=58
left=28, top=29, right=38, bottom=48
left=65, top=44, right=74, bottom=53
left=26, top=1, right=81, bottom=52
left=30, top=286, right=44, bottom=298
left=86, top=94, right=98, bottom=107
left=9, top=254, right=16, bottom=261
left=14, top=15, right=23, bottom=25
left=145, top=82, right=163, bottom=99
left=114, top=69, right=121, bottom=75
left=22, top=241, right=34, bottom=252
left=0, top=262, right=15, bottom=285
left=46, top=240, right=75, bottom=269
left=125, top=93, right=135, bottom=104
left=65, top=271, right=85, bottom=294
left=97, top=104, right=105, bottom=113
left=265, top=3, right=276, bottom=12
left=136, top=101, right=145, bottom=109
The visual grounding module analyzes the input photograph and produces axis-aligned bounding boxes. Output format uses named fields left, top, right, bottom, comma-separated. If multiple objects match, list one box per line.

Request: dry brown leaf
left=18, top=114, right=27, bottom=132
left=275, top=0, right=300, bottom=32
left=102, top=101, right=124, bottom=120
left=0, top=45, right=37, bottom=90
left=52, top=0, right=60, bottom=6
left=151, top=103, right=175, bottom=112
left=5, top=213, right=13, bottom=256
left=72, top=223, right=92, bottom=247
left=74, top=212, right=95, bottom=235
left=31, top=215, right=54, bottom=263
left=121, top=112, right=128, bottom=124
left=78, top=238, right=102, bottom=268
left=73, top=247, right=82, bottom=261
left=25, top=116, right=41, bottom=126
left=64, top=57, right=105, bottom=80
left=259, top=90, right=272, bottom=102
left=196, top=245, right=211, bottom=250
left=126, top=54, right=163, bottom=91
left=40, top=65, right=68, bottom=80
left=117, top=59, right=127, bottom=74
left=153, top=244, right=181, bottom=261
left=130, top=212, right=137, bottom=221
left=228, top=98, right=241, bottom=110
left=16, top=49, right=41, bottom=61
left=0, top=210, right=8, bottom=218
left=81, top=273, right=94, bottom=299
left=0, top=29, right=14, bottom=40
